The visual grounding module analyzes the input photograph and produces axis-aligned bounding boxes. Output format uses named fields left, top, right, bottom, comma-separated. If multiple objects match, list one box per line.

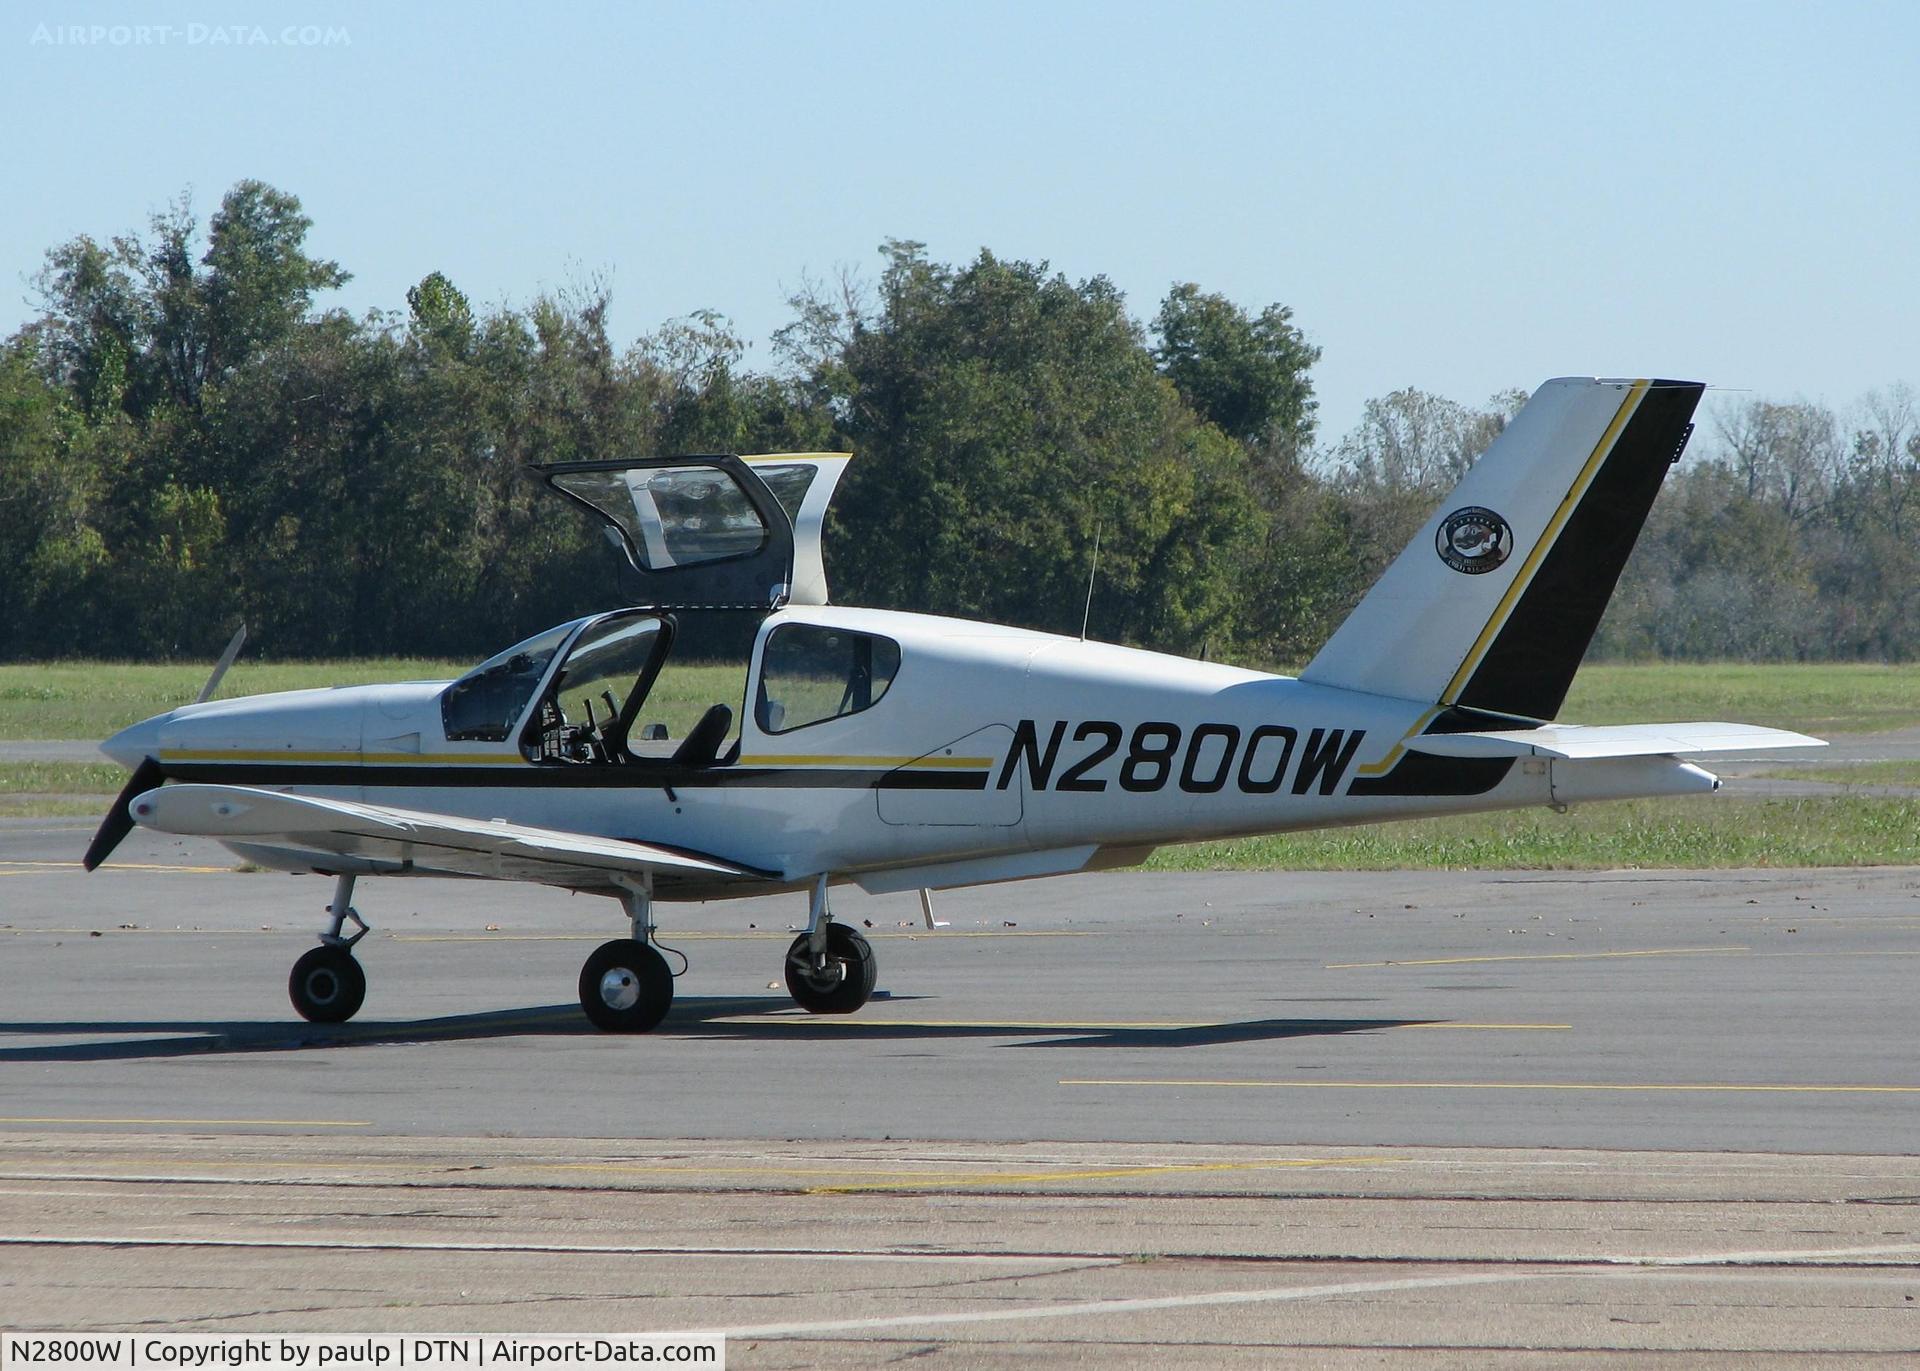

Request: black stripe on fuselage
left=1346, top=706, right=1529, bottom=798
left=162, top=762, right=992, bottom=791
left=1456, top=380, right=1704, bottom=722
left=1347, top=754, right=1514, bottom=797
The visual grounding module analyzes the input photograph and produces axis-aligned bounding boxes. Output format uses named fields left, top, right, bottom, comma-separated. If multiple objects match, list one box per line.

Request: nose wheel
left=784, top=922, right=876, bottom=1013
left=289, top=944, right=365, bottom=1022
left=783, top=875, right=877, bottom=1014
left=289, top=873, right=369, bottom=1023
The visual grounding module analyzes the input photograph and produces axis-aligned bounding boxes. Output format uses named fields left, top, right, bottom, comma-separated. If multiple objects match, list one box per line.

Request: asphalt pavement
left=3, top=809, right=1917, bottom=1364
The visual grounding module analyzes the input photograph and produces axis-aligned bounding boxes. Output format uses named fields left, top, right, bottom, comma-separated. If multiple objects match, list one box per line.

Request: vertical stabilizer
left=1301, top=377, right=1701, bottom=720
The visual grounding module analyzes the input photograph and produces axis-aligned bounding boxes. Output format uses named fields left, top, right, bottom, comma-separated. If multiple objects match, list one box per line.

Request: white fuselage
left=103, top=604, right=1715, bottom=898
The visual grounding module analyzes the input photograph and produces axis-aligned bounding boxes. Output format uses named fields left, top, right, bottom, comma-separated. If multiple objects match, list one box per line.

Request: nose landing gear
left=289, top=873, right=369, bottom=1023
left=783, top=873, right=877, bottom=1015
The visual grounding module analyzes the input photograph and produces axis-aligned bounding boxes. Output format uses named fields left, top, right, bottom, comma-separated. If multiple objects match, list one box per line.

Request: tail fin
left=1302, top=377, right=1701, bottom=720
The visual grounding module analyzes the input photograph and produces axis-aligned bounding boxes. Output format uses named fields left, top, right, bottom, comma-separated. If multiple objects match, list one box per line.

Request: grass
left=0, top=762, right=133, bottom=794
left=0, top=660, right=467, bottom=740
left=1144, top=795, right=1920, bottom=871
left=5, top=658, right=1915, bottom=742
left=0, top=659, right=751, bottom=741
left=0, top=797, right=112, bottom=818
left=3, top=659, right=1916, bottom=870
left=1556, top=663, right=1920, bottom=736
left=1759, top=761, right=1920, bottom=786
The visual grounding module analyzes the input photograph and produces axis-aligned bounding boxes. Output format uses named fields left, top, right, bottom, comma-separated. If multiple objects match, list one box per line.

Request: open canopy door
left=533, top=452, right=850, bottom=609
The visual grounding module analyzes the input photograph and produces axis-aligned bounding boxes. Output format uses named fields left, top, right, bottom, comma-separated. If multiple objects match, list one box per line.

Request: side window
left=756, top=624, right=900, bottom=734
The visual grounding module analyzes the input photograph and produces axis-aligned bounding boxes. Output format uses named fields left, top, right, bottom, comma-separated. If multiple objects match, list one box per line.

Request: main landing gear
left=577, top=872, right=878, bottom=1031
left=289, top=873, right=369, bottom=1023
left=578, top=874, right=675, bottom=1032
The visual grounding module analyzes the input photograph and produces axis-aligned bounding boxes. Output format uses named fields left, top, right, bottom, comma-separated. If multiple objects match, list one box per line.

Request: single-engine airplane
left=85, top=377, right=1822, bottom=1030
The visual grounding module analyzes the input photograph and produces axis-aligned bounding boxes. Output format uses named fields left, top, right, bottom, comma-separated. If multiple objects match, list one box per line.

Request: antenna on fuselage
left=1079, top=523, right=1102, bottom=641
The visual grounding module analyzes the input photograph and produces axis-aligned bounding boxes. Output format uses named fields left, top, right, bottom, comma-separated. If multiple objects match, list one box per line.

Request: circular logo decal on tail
left=1436, top=506, right=1513, bottom=575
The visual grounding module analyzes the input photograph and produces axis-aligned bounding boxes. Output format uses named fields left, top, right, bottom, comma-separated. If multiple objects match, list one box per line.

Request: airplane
left=83, top=377, right=1823, bottom=1031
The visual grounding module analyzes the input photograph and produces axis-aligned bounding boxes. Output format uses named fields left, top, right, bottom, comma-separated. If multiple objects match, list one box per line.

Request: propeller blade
left=195, top=623, right=248, bottom=704
left=82, top=756, right=165, bottom=872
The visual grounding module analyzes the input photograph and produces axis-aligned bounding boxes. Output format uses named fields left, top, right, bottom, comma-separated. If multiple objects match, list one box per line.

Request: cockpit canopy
left=533, top=453, right=850, bottom=610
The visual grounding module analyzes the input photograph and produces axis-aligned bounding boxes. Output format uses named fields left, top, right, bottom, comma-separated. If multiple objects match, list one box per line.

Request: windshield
left=440, top=622, right=576, bottom=742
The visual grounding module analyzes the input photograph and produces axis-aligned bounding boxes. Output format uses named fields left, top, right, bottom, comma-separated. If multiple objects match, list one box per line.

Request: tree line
left=2, top=181, right=1914, bottom=666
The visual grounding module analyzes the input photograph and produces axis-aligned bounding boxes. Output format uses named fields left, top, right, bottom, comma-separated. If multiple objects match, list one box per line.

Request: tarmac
left=2, top=807, right=1918, bottom=1365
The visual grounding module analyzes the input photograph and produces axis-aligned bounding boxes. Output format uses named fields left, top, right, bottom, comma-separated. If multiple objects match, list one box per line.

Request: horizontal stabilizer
left=129, top=784, right=762, bottom=888
left=1406, top=721, right=1825, bottom=761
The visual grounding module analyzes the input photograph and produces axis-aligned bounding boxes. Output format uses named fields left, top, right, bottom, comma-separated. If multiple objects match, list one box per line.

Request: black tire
left=578, top=938, right=674, bottom=1032
left=784, top=923, right=877, bottom=1014
left=289, top=945, right=366, bottom=1023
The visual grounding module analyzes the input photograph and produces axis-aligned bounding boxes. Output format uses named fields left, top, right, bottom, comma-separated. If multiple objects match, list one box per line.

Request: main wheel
left=289, top=945, right=366, bottom=1023
left=579, top=938, right=674, bottom=1032
left=784, top=923, right=877, bottom=1014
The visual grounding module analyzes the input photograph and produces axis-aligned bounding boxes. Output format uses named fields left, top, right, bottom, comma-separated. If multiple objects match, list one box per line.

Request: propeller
left=82, top=756, right=164, bottom=871
left=82, top=623, right=247, bottom=872
left=195, top=623, right=247, bottom=703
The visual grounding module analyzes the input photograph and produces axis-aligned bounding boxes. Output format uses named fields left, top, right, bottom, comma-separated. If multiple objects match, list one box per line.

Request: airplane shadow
left=0, top=997, right=1438, bottom=1062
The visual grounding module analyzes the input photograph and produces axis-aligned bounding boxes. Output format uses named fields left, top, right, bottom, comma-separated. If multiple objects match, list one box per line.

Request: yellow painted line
left=1391, top=1022, right=1570, bottom=1031
left=1061, top=1080, right=1920, bottom=1095
left=703, top=1017, right=1567, bottom=1032
left=0, top=1116, right=370, bottom=1127
left=389, top=929, right=1096, bottom=943
left=0, top=861, right=233, bottom=874
left=1439, top=380, right=1647, bottom=706
left=1327, top=945, right=1749, bottom=969
left=717, top=1017, right=1211, bottom=1030
left=1751, top=949, right=1920, bottom=957
left=0, top=1154, right=1392, bottom=1190
left=5, top=928, right=292, bottom=936
left=807, top=1156, right=1398, bottom=1194
left=0, top=1158, right=966, bottom=1180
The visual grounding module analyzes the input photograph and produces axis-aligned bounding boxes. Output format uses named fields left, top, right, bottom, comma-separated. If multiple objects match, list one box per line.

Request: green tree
left=34, top=183, right=347, bottom=425
left=783, top=243, right=1265, bottom=653
left=1152, top=283, right=1319, bottom=450
left=0, top=336, right=111, bottom=655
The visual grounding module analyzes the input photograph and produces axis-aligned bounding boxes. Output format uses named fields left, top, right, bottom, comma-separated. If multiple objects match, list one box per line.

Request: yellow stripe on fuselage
left=1353, top=707, right=1440, bottom=777
left=162, top=749, right=521, bottom=766
left=159, top=749, right=990, bottom=771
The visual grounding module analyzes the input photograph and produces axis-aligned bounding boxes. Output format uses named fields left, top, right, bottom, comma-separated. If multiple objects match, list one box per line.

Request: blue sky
left=7, top=0, right=1916, bottom=441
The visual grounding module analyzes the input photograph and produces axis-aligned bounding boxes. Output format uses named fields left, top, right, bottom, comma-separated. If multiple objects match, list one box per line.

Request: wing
left=128, top=784, right=767, bottom=889
left=1406, top=721, right=1825, bottom=761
